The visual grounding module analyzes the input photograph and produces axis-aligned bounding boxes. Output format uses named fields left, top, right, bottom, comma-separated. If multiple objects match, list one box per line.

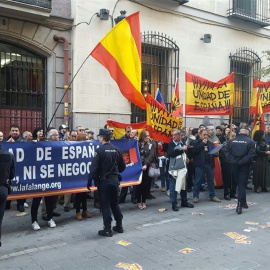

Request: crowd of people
left=0, top=120, right=269, bottom=240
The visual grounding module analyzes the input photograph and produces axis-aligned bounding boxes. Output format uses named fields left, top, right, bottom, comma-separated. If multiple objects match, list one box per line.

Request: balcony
left=227, top=0, right=270, bottom=27
left=11, top=0, right=51, bottom=9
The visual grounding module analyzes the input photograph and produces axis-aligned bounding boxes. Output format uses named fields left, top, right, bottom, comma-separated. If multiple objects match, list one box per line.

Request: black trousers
left=136, top=169, right=151, bottom=203
left=186, top=162, right=195, bottom=189
left=99, top=178, right=123, bottom=227
left=221, top=162, right=237, bottom=197
left=31, top=196, right=55, bottom=223
left=0, top=186, right=8, bottom=243
left=231, top=164, right=249, bottom=204
left=75, top=192, right=87, bottom=213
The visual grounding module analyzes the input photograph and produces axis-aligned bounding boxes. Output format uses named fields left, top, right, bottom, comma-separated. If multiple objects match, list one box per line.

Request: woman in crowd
left=253, top=130, right=270, bottom=193
left=32, top=127, right=44, bottom=141
left=136, top=130, right=156, bottom=209
left=74, top=134, right=92, bottom=220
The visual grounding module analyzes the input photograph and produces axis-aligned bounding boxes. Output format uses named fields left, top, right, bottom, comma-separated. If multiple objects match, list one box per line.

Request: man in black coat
left=0, top=145, right=15, bottom=247
left=88, top=129, right=126, bottom=236
left=225, top=127, right=255, bottom=214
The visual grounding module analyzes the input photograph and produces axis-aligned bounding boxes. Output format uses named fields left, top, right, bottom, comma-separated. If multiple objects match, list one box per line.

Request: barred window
left=229, top=48, right=261, bottom=123
left=131, top=32, right=179, bottom=123
left=0, top=42, right=46, bottom=137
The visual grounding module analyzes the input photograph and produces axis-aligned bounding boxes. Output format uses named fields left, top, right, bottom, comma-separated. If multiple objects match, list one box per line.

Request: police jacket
left=88, top=142, right=126, bottom=181
left=167, top=140, right=185, bottom=159
left=190, top=139, right=215, bottom=167
left=225, top=133, right=255, bottom=166
left=0, top=146, right=15, bottom=185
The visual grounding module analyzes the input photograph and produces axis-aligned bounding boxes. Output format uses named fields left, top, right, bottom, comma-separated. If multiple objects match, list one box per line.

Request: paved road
left=0, top=184, right=270, bottom=270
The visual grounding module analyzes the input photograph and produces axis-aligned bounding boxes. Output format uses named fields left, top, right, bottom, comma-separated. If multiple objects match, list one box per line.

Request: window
left=0, top=42, right=46, bottom=137
left=229, top=48, right=261, bottom=123
left=233, top=0, right=256, bottom=18
left=131, top=32, right=179, bottom=122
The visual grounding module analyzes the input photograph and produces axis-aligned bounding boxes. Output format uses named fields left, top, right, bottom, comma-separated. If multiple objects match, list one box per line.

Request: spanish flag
left=249, top=79, right=270, bottom=114
left=106, top=120, right=146, bottom=139
left=185, top=72, right=234, bottom=115
left=251, top=89, right=265, bottom=138
left=171, top=78, right=183, bottom=117
left=90, top=12, right=146, bottom=110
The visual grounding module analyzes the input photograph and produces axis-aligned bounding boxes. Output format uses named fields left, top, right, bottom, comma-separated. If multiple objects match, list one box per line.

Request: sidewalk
left=0, top=184, right=270, bottom=270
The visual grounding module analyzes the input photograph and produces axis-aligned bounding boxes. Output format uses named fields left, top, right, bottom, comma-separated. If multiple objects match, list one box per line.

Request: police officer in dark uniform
left=0, top=144, right=15, bottom=247
left=87, top=129, right=126, bottom=237
left=225, top=127, right=255, bottom=214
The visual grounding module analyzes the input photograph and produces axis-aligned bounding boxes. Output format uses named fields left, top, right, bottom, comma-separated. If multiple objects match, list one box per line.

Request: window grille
left=0, top=42, right=46, bottom=137
left=131, top=32, right=179, bottom=123
left=229, top=48, right=261, bottom=123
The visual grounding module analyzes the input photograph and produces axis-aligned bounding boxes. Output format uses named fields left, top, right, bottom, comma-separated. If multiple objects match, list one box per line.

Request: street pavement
left=0, top=183, right=270, bottom=270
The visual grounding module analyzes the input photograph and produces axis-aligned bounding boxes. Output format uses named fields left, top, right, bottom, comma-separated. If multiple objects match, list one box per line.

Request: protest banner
left=1, top=139, right=142, bottom=200
left=106, top=120, right=146, bottom=139
left=146, top=93, right=183, bottom=143
left=185, top=72, right=234, bottom=115
left=249, top=78, right=270, bottom=114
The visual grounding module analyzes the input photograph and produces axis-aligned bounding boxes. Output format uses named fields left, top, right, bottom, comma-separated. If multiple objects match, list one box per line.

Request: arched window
left=229, top=47, right=261, bottom=123
left=0, top=42, right=46, bottom=136
left=131, top=32, right=179, bottom=122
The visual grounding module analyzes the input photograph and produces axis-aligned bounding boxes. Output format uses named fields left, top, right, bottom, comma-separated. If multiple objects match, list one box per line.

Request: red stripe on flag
left=185, top=104, right=233, bottom=115
left=125, top=12, right=141, bottom=60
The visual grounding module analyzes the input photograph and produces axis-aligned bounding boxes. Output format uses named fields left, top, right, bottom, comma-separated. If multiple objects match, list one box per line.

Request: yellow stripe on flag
left=101, top=20, right=141, bottom=93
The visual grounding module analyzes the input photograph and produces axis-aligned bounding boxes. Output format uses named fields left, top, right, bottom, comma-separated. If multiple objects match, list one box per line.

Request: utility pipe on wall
left=53, top=35, right=69, bottom=126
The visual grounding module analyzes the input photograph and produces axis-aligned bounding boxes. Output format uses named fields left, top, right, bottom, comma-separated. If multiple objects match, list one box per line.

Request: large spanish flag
left=249, top=79, right=270, bottom=114
left=90, top=12, right=146, bottom=110
left=106, top=120, right=146, bottom=139
left=185, top=72, right=234, bottom=115
left=251, top=89, right=265, bottom=138
left=146, top=93, right=183, bottom=143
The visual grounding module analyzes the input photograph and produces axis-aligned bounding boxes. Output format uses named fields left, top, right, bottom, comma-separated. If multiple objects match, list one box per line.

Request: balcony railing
left=227, top=0, right=270, bottom=27
left=11, top=0, right=51, bottom=9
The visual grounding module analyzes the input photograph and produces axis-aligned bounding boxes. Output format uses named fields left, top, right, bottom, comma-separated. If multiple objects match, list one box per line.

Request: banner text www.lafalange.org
left=10, top=182, right=61, bottom=192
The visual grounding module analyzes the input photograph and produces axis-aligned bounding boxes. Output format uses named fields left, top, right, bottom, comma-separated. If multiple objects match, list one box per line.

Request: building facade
left=1, top=0, right=270, bottom=136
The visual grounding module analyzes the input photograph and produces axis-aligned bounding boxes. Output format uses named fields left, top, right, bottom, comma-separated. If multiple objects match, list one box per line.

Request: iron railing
left=229, top=47, right=261, bottom=124
left=131, top=32, right=179, bottom=123
left=10, top=0, right=52, bottom=9
left=0, top=42, right=46, bottom=138
left=227, top=0, right=270, bottom=27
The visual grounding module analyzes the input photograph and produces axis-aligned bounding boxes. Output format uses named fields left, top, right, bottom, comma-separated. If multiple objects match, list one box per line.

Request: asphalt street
left=0, top=183, right=270, bottom=270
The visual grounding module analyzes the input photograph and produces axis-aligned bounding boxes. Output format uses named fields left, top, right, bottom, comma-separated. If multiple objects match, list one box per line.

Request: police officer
left=225, top=127, right=255, bottom=214
left=0, top=144, right=15, bottom=247
left=87, top=129, right=126, bottom=237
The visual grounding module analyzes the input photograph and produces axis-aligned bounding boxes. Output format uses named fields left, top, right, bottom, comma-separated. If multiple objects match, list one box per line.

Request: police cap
left=97, top=129, right=111, bottom=136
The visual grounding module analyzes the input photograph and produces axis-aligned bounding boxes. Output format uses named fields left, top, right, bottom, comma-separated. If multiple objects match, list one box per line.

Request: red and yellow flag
left=185, top=72, right=234, bottom=115
left=106, top=120, right=146, bottom=139
left=146, top=93, right=183, bottom=143
left=251, top=89, right=265, bottom=138
left=249, top=79, right=270, bottom=114
left=90, top=12, right=146, bottom=110
left=171, top=78, right=183, bottom=117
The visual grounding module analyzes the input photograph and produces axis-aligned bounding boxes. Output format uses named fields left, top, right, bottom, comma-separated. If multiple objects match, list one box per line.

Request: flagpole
left=46, top=54, right=90, bottom=132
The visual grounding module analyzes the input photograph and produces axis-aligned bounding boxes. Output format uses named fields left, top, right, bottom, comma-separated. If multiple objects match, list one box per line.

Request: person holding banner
left=191, top=129, right=221, bottom=203
left=0, top=144, right=15, bottom=247
left=87, top=129, right=126, bottom=237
